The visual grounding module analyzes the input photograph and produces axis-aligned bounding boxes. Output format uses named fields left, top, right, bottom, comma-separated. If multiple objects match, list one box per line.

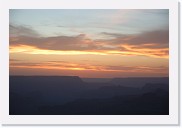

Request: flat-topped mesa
left=10, top=75, right=83, bottom=83
left=38, top=76, right=84, bottom=84
left=45, top=76, right=84, bottom=86
left=10, top=76, right=85, bottom=92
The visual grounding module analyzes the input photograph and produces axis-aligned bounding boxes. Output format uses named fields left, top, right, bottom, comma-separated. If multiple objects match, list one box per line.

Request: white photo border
left=0, top=0, right=179, bottom=125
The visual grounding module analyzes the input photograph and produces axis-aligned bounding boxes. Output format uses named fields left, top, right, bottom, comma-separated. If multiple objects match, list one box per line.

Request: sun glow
left=10, top=45, right=107, bottom=55
left=10, top=45, right=168, bottom=58
left=10, top=60, right=168, bottom=74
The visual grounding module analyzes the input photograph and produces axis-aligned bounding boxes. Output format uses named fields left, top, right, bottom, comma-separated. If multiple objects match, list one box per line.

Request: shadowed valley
left=9, top=76, right=169, bottom=115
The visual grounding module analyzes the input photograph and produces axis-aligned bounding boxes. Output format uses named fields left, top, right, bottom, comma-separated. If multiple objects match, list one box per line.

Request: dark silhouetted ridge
left=110, top=77, right=169, bottom=87
left=9, top=76, right=169, bottom=115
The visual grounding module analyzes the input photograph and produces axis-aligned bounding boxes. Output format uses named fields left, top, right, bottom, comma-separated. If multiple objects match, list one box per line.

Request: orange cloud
left=119, top=44, right=169, bottom=58
left=9, top=28, right=169, bottom=59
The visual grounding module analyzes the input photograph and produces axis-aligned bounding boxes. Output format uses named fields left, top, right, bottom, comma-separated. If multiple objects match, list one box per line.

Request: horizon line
left=9, top=75, right=169, bottom=79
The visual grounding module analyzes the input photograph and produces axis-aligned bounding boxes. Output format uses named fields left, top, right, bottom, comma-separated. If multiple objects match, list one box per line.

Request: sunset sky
left=9, top=9, right=169, bottom=78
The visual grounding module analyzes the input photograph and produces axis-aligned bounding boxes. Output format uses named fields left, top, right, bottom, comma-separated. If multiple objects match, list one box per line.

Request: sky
left=9, top=9, right=169, bottom=78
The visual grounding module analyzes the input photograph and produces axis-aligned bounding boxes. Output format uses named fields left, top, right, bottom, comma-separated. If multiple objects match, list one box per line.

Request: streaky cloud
left=10, top=24, right=40, bottom=37
left=10, top=29, right=169, bottom=58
